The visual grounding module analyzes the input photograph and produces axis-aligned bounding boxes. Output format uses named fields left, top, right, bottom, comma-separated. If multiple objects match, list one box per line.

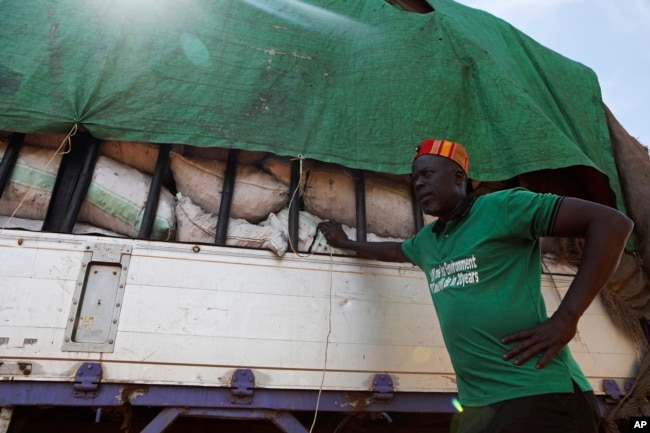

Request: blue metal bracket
left=230, top=369, right=255, bottom=404
left=372, top=374, right=394, bottom=401
left=603, top=379, right=622, bottom=400
left=73, top=362, right=102, bottom=398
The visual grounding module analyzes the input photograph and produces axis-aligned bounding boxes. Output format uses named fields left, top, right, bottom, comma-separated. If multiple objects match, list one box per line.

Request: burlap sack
left=183, top=145, right=267, bottom=166
left=259, top=154, right=315, bottom=195
left=175, top=194, right=287, bottom=256
left=23, top=133, right=170, bottom=175
left=0, top=215, right=122, bottom=237
left=0, top=141, right=176, bottom=240
left=606, top=104, right=650, bottom=279
left=302, top=163, right=416, bottom=239
left=169, top=152, right=289, bottom=223
left=23, top=133, right=71, bottom=150
left=100, top=140, right=161, bottom=174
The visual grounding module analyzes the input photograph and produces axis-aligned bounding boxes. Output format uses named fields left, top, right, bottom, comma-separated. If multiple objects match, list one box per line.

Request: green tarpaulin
left=0, top=0, right=622, bottom=207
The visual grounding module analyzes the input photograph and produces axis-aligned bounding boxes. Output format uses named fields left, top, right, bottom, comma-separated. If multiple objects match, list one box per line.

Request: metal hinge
left=230, top=369, right=255, bottom=404
left=372, top=373, right=394, bottom=400
left=73, top=362, right=103, bottom=398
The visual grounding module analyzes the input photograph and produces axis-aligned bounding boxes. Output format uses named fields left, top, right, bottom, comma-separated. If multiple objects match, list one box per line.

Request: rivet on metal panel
left=192, top=245, right=201, bottom=253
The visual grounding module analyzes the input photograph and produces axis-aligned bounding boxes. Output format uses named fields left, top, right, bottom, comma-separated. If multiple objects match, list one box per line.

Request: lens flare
left=451, top=397, right=463, bottom=412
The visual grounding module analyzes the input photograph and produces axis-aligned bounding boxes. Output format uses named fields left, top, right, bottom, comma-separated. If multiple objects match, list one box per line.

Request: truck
left=1, top=1, right=649, bottom=432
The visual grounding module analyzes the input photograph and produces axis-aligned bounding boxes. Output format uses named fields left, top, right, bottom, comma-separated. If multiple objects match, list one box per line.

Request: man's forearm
left=336, top=239, right=409, bottom=263
left=552, top=201, right=634, bottom=324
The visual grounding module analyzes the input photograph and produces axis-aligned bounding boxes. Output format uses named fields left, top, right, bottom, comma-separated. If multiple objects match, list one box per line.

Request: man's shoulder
left=477, top=187, right=530, bottom=200
left=474, top=187, right=550, bottom=207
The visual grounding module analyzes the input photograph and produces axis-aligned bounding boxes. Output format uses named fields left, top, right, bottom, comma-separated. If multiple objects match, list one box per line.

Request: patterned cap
left=413, top=139, right=469, bottom=174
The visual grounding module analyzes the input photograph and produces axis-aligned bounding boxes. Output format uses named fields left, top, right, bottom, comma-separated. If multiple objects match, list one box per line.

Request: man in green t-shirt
left=318, top=139, right=633, bottom=433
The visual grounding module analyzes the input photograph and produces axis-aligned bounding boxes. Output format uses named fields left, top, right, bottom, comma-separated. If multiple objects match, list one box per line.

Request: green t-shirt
left=401, top=188, right=591, bottom=407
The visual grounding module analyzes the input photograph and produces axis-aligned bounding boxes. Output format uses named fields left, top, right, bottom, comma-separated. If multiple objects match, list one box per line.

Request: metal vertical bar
left=215, top=149, right=239, bottom=245
left=138, top=143, right=171, bottom=239
left=288, top=159, right=300, bottom=251
left=60, top=136, right=101, bottom=233
left=0, top=132, right=24, bottom=199
left=42, top=132, right=100, bottom=233
left=354, top=169, right=367, bottom=242
left=411, top=186, right=424, bottom=232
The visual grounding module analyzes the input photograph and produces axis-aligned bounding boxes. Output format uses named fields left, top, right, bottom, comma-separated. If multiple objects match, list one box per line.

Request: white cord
left=309, top=248, right=334, bottom=432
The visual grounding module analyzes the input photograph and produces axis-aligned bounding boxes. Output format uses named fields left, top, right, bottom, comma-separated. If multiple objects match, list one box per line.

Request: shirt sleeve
left=401, top=237, right=418, bottom=266
left=504, top=188, right=564, bottom=239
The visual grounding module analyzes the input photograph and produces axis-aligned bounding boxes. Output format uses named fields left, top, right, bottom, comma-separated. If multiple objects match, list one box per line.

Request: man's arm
left=502, top=197, right=634, bottom=368
left=317, top=221, right=410, bottom=263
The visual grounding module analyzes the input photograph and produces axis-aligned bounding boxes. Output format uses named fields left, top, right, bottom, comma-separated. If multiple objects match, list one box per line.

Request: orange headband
left=414, top=139, right=469, bottom=174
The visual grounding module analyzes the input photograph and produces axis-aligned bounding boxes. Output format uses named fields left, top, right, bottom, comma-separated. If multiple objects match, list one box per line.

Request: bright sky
left=454, top=0, right=650, bottom=148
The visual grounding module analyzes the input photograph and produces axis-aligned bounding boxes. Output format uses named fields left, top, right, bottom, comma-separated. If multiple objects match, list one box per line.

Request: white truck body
left=0, top=229, right=638, bottom=395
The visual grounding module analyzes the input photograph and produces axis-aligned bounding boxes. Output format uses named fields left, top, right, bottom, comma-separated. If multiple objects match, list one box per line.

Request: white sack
left=175, top=194, right=287, bottom=256
left=261, top=207, right=404, bottom=256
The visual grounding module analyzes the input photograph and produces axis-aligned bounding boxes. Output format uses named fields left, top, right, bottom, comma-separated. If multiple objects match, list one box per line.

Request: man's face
left=411, top=155, right=466, bottom=217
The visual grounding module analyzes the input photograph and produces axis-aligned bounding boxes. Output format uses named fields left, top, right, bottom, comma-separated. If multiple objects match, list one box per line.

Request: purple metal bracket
left=230, top=368, right=255, bottom=404
left=372, top=374, right=394, bottom=401
left=602, top=379, right=622, bottom=400
left=73, top=362, right=102, bottom=398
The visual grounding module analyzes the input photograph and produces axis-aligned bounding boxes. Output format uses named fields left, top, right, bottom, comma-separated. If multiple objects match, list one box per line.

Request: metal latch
left=74, top=362, right=103, bottom=398
left=230, top=369, right=255, bottom=404
left=372, top=374, right=394, bottom=400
